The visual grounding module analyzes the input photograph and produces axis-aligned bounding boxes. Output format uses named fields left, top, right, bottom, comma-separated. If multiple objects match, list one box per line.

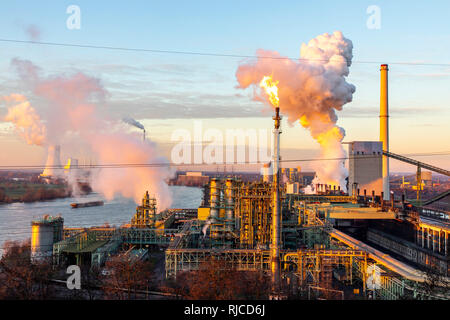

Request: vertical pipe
left=422, top=228, right=425, bottom=248
left=225, top=178, right=234, bottom=230
left=438, top=231, right=441, bottom=254
left=380, top=64, right=390, bottom=201
left=210, top=178, right=220, bottom=221
left=416, top=166, right=422, bottom=202
left=445, top=232, right=448, bottom=257
left=416, top=228, right=420, bottom=246
left=391, top=192, right=394, bottom=209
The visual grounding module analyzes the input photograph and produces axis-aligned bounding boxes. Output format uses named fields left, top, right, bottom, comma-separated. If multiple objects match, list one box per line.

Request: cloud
left=339, top=105, right=446, bottom=118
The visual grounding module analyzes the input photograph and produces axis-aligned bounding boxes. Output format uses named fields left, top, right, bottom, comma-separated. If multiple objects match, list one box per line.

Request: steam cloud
left=236, top=31, right=355, bottom=190
left=2, top=94, right=46, bottom=146
left=3, top=59, right=173, bottom=210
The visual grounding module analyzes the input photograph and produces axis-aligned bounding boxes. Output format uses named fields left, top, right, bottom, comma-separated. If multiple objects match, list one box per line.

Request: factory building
left=286, top=182, right=300, bottom=194
left=174, top=171, right=210, bottom=186
left=348, top=141, right=383, bottom=197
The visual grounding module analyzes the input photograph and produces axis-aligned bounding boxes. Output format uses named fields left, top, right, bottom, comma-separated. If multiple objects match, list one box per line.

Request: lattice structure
left=165, top=248, right=271, bottom=279
left=283, top=250, right=367, bottom=289
left=295, top=203, right=332, bottom=248
left=131, top=191, right=157, bottom=228
left=233, top=181, right=273, bottom=249
left=53, top=226, right=181, bottom=266
left=165, top=247, right=367, bottom=285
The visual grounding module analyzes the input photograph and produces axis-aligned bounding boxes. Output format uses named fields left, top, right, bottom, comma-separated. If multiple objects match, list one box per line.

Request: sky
left=0, top=0, right=449, bottom=173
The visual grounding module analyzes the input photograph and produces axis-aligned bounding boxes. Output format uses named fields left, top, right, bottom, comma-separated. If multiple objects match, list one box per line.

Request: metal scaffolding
left=165, top=249, right=272, bottom=279
left=233, top=181, right=273, bottom=249
left=283, top=249, right=367, bottom=289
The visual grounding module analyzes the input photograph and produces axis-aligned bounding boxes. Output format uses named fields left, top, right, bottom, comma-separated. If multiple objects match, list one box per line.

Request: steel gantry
left=165, top=249, right=272, bottom=279
left=283, top=249, right=367, bottom=289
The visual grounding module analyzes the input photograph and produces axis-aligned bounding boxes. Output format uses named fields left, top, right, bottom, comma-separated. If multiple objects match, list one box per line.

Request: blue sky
left=0, top=1, right=449, bottom=171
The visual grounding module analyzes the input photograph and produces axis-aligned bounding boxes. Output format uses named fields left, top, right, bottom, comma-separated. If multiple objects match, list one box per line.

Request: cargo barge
left=70, top=201, right=104, bottom=208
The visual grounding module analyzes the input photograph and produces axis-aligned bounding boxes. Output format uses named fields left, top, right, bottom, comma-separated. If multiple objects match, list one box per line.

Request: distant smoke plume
left=122, top=117, right=145, bottom=130
left=236, top=31, right=355, bottom=190
left=2, top=94, right=46, bottom=145
left=6, top=59, right=173, bottom=210
left=25, top=24, right=41, bottom=41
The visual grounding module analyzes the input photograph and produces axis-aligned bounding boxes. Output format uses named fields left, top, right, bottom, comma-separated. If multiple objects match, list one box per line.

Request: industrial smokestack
left=123, top=117, right=146, bottom=141
left=271, top=106, right=282, bottom=292
left=380, top=64, right=390, bottom=201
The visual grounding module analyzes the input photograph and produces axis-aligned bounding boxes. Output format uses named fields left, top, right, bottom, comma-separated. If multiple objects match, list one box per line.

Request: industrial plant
left=28, top=65, right=450, bottom=300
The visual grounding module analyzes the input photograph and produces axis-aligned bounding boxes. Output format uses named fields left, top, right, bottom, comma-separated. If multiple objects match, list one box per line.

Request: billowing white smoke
left=2, top=94, right=46, bottom=146
left=236, top=31, right=355, bottom=191
left=3, top=59, right=173, bottom=210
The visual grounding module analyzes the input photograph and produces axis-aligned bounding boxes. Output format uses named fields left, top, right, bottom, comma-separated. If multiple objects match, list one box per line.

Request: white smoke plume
left=236, top=31, right=355, bottom=191
left=202, top=219, right=211, bottom=237
left=122, top=117, right=145, bottom=130
left=2, top=94, right=46, bottom=146
left=5, top=58, right=173, bottom=210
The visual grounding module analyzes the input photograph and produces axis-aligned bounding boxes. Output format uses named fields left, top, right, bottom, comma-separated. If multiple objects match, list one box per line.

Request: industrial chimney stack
left=271, top=107, right=282, bottom=293
left=380, top=64, right=390, bottom=200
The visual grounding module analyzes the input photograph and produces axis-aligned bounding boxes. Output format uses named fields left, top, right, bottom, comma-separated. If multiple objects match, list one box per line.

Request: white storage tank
left=31, top=215, right=64, bottom=263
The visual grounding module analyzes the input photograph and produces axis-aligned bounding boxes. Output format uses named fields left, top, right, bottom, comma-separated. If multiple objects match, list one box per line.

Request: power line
left=1, top=38, right=450, bottom=67
left=0, top=151, right=449, bottom=171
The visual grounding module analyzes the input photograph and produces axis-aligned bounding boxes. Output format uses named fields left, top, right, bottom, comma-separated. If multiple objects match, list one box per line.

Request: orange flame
left=259, top=76, right=279, bottom=107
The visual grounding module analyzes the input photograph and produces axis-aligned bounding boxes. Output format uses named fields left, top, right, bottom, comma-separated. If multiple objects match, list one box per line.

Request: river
left=0, top=186, right=203, bottom=255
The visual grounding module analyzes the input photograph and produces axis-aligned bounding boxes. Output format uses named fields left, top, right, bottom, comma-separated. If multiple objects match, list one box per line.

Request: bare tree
left=0, top=240, right=55, bottom=300
left=167, top=258, right=270, bottom=300
left=101, top=255, right=154, bottom=300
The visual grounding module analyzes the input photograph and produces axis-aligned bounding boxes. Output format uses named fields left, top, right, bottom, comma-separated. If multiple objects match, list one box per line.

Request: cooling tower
left=41, top=145, right=63, bottom=178
left=64, top=157, right=79, bottom=173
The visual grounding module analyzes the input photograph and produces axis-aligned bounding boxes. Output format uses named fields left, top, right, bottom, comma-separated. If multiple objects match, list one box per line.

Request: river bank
left=0, top=186, right=203, bottom=255
left=0, top=181, right=70, bottom=203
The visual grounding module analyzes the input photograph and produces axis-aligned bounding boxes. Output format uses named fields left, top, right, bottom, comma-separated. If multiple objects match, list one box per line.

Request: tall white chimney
left=380, top=64, right=390, bottom=200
